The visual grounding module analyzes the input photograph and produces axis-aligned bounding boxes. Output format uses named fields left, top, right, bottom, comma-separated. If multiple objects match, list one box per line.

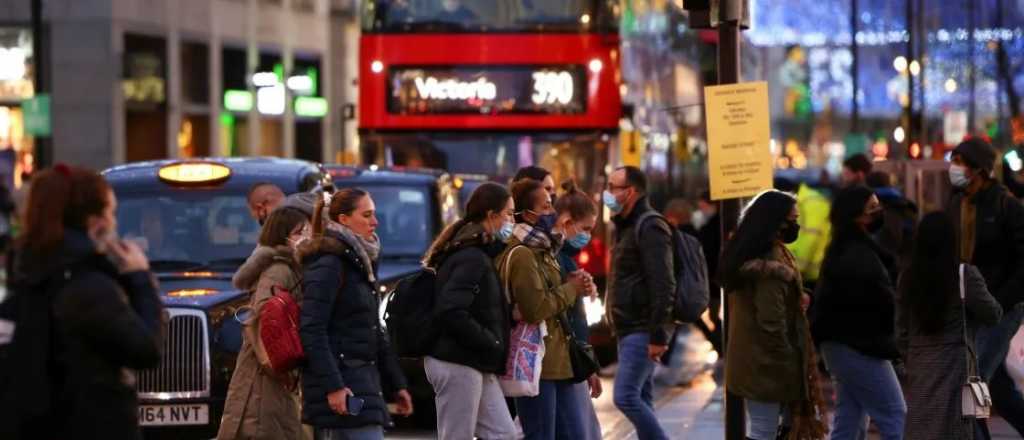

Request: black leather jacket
left=607, top=197, right=677, bottom=345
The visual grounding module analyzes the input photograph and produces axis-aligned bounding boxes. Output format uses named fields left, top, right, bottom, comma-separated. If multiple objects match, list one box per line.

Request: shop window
left=181, top=42, right=209, bottom=105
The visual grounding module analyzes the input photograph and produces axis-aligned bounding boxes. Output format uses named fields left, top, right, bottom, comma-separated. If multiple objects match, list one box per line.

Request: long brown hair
left=424, top=182, right=510, bottom=267
left=511, top=178, right=544, bottom=224
left=20, top=165, right=111, bottom=255
left=311, top=187, right=368, bottom=236
left=259, top=207, right=309, bottom=247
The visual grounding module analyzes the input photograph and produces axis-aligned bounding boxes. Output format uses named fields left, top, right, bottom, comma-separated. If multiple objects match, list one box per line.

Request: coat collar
left=15, top=229, right=114, bottom=286
left=612, top=196, right=654, bottom=230
left=296, top=230, right=376, bottom=282
left=738, top=245, right=799, bottom=283
left=232, top=245, right=298, bottom=290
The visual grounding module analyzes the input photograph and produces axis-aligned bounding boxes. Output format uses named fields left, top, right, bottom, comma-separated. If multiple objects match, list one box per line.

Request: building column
left=319, top=0, right=334, bottom=163
left=166, top=14, right=182, bottom=159
left=209, top=24, right=224, bottom=156
left=282, top=0, right=295, bottom=158
left=246, top=0, right=260, bottom=155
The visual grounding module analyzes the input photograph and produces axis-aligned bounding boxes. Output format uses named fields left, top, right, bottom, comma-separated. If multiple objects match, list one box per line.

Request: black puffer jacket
left=298, top=229, right=408, bottom=430
left=949, top=182, right=1024, bottom=310
left=428, top=223, right=511, bottom=374
left=608, top=197, right=677, bottom=346
left=810, top=235, right=900, bottom=360
left=4, top=230, right=163, bottom=440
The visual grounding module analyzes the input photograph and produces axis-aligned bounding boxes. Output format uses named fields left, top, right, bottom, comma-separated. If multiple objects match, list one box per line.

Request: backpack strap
left=633, top=211, right=671, bottom=245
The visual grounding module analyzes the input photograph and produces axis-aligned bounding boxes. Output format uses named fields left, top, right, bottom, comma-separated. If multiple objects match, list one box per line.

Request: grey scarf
left=326, top=220, right=381, bottom=282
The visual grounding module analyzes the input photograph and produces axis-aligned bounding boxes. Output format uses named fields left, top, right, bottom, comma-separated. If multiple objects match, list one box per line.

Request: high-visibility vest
left=786, top=184, right=831, bottom=282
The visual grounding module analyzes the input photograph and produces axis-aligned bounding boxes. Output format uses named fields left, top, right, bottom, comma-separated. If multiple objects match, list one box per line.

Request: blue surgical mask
left=568, top=231, right=592, bottom=249
left=603, top=190, right=623, bottom=215
left=497, top=221, right=514, bottom=242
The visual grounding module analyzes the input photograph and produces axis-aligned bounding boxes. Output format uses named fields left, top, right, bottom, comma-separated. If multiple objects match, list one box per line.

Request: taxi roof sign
left=158, top=162, right=232, bottom=186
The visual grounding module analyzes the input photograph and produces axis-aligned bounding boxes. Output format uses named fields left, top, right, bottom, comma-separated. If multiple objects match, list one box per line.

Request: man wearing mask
left=605, top=166, right=675, bottom=440
left=247, top=182, right=285, bottom=225
left=948, top=138, right=1024, bottom=438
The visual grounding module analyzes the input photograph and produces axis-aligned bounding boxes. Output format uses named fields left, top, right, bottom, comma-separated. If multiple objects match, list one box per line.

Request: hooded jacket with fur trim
left=724, top=245, right=811, bottom=403
left=297, top=230, right=407, bottom=430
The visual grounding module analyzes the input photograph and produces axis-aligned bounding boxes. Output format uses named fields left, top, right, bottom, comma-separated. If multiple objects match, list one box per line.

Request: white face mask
left=691, top=211, right=708, bottom=230
left=949, top=164, right=970, bottom=188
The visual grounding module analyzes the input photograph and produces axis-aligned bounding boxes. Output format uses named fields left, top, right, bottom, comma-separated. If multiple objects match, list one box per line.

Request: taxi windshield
left=115, top=192, right=261, bottom=272
left=333, top=182, right=434, bottom=260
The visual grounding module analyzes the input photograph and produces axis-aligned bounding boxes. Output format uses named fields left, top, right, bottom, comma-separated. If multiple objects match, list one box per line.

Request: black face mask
left=867, top=212, right=885, bottom=234
left=780, top=220, right=800, bottom=244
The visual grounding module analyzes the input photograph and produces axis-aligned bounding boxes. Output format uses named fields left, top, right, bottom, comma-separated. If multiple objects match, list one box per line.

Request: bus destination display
left=388, top=66, right=587, bottom=115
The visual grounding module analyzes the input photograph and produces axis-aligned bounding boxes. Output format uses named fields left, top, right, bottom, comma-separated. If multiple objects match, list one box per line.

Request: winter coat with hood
left=426, top=222, right=511, bottom=374
left=725, top=244, right=810, bottom=403
left=217, top=245, right=304, bottom=440
left=17, top=229, right=163, bottom=440
left=607, top=196, right=677, bottom=346
left=496, top=233, right=578, bottom=381
left=297, top=227, right=408, bottom=430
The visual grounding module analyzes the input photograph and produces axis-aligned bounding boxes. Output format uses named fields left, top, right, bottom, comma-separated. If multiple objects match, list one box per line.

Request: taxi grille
left=137, top=309, right=211, bottom=399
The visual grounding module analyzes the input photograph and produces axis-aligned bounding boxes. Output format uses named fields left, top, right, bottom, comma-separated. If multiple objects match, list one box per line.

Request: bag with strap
left=258, top=285, right=305, bottom=374
left=959, top=264, right=992, bottom=419
left=557, top=312, right=600, bottom=383
left=497, top=245, right=547, bottom=397
left=635, top=212, right=710, bottom=324
left=384, top=268, right=440, bottom=358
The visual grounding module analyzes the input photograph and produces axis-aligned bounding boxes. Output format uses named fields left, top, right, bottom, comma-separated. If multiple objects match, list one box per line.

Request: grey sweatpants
left=425, top=356, right=518, bottom=440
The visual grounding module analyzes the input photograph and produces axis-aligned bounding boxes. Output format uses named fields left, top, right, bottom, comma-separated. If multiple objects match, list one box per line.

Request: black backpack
left=634, top=212, right=710, bottom=324
left=383, top=268, right=439, bottom=358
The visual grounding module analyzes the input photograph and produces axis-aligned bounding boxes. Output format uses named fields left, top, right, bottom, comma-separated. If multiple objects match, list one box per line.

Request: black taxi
left=102, top=157, right=328, bottom=439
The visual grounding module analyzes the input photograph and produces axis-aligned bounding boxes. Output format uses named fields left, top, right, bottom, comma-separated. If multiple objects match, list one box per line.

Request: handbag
left=497, top=245, right=547, bottom=397
left=557, top=312, right=600, bottom=383
left=959, top=264, right=993, bottom=419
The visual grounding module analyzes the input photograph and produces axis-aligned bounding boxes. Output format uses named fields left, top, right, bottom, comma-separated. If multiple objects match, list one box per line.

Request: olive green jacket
left=725, top=245, right=810, bottom=403
left=497, top=238, right=579, bottom=381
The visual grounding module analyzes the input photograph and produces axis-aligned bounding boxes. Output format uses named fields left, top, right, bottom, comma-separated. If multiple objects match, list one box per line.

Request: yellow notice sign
left=704, top=81, right=773, bottom=201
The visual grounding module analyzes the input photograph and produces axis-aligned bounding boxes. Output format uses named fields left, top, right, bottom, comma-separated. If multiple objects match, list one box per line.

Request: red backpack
left=259, top=285, right=304, bottom=374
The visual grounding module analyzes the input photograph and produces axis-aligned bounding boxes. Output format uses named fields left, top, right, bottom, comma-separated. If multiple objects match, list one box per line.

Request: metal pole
left=718, top=1, right=745, bottom=438
left=916, top=0, right=926, bottom=147
left=850, top=0, right=859, bottom=133
left=904, top=0, right=914, bottom=151
left=967, top=0, right=976, bottom=134
left=31, top=0, right=49, bottom=168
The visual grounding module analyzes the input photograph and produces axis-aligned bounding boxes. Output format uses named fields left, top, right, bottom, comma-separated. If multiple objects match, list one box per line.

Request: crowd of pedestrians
left=3, top=136, right=1024, bottom=440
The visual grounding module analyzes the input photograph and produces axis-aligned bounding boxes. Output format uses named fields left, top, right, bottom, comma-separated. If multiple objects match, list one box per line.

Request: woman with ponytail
left=422, top=182, right=518, bottom=439
left=298, top=188, right=413, bottom=440
left=5, top=165, right=162, bottom=440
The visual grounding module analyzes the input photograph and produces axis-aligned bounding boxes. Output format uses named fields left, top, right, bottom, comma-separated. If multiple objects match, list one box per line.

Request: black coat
left=608, top=197, right=677, bottom=345
left=429, top=227, right=511, bottom=374
left=298, top=230, right=408, bottom=430
left=949, top=182, right=1024, bottom=311
left=4, top=230, right=163, bottom=440
left=810, top=235, right=900, bottom=360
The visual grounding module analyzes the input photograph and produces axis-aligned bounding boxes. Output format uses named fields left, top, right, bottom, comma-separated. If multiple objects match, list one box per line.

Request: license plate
left=138, top=404, right=209, bottom=426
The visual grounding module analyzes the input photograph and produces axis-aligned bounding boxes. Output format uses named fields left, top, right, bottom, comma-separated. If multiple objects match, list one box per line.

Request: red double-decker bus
left=358, top=0, right=622, bottom=186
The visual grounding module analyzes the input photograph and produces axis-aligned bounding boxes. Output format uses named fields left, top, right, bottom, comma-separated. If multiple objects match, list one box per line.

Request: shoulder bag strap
left=501, top=245, right=525, bottom=304
left=960, top=264, right=976, bottom=378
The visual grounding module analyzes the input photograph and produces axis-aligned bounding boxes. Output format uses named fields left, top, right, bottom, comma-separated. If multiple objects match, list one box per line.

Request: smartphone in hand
left=346, top=395, right=365, bottom=416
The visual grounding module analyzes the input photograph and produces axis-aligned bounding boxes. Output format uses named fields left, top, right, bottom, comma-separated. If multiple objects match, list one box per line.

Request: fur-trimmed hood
left=232, top=245, right=299, bottom=290
left=422, top=221, right=496, bottom=268
left=296, top=228, right=377, bottom=282
left=738, top=246, right=800, bottom=283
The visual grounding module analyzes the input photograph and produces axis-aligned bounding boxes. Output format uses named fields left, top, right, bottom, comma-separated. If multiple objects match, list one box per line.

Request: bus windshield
left=362, top=0, right=617, bottom=33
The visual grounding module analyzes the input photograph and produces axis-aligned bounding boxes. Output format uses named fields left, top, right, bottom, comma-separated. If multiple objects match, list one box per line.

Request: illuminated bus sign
left=388, top=66, right=586, bottom=115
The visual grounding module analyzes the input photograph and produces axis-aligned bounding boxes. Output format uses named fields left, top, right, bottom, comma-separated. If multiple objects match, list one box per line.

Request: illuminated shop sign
left=388, top=66, right=586, bottom=115
left=0, top=28, right=34, bottom=101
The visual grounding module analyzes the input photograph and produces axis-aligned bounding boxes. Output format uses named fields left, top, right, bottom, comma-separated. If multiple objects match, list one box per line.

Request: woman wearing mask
left=218, top=207, right=310, bottom=440
left=899, top=213, right=1002, bottom=439
left=422, top=182, right=517, bottom=440
left=298, top=188, right=413, bottom=440
left=810, top=186, right=906, bottom=440
left=497, top=178, right=592, bottom=440
left=720, top=190, right=826, bottom=440
left=9, top=165, right=162, bottom=439
left=553, top=180, right=603, bottom=439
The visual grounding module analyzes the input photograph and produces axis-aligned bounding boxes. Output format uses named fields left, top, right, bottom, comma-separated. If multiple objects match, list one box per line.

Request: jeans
left=745, top=399, right=782, bottom=440
left=976, top=304, right=1024, bottom=438
left=515, top=379, right=586, bottom=440
left=314, top=425, right=383, bottom=440
left=820, top=342, right=906, bottom=440
left=425, top=356, right=518, bottom=440
left=613, top=332, right=668, bottom=440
